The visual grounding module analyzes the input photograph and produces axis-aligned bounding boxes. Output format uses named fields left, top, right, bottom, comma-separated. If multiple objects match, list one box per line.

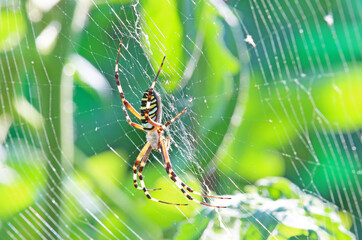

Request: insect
left=115, top=39, right=229, bottom=208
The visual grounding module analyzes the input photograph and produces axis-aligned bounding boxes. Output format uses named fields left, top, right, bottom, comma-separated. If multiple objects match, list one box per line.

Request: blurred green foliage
left=176, top=177, right=354, bottom=239
left=0, top=9, right=26, bottom=52
left=142, top=0, right=183, bottom=92
left=0, top=0, right=360, bottom=239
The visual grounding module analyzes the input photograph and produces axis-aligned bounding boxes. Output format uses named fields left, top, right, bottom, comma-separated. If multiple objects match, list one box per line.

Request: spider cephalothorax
left=114, top=38, right=230, bottom=208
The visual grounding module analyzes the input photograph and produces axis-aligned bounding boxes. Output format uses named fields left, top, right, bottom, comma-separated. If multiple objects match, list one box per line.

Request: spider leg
left=138, top=157, right=188, bottom=206
left=138, top=146, right=162, bottom=192
left=174, top=177, right=230, bottom=199
left=145, top=106, right=188, bottom=131
left=151, top=56, right=166, bottom=89
left=143, top=57, right=166, bottom=130
left=144, top=110, right=164, bottom=129
left=164, top=107, right=188, bottom=127
left=134, top=142, right=186, bottom=205
left=161, top=137, right=228, bottom=199
left=160, top=138, right=228, bottom=208
left=132, top=143, right=150, bottom=188
left=133, top=142, right=161, bottom=191
left=115, top=39, right=143, bottom=129
left=165, top=137, right=171, bottom=151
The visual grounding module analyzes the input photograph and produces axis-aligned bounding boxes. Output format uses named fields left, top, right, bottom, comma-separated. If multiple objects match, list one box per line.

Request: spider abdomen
left=140, top=89, right=162, bottom=131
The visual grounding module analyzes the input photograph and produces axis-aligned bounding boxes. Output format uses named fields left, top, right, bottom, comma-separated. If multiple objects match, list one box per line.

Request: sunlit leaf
left=0, top=10, right=26, bottom=52
left=174, top=209, right=214, bottom=240
left=232, top=149, right=284, bottom=182
left=194, top=0, right=240, bottom=127
left=92, top=0, right=133, bottom=5
left=198, top=177, right=355, bottom=240
left=13, top=97, right=44, bottom=130
left=141, top=0, right=183, bottom=92
left=0, top=113, right=12, bottom=144
left=0, top=141, right=45, bottom=219
left=85, top=150, right=125, bottom=186
left=190, top=0, right=241, bottom=168
left=313, top=66, right=362, bottom=131
left=71, top=54, right=112, bottom=98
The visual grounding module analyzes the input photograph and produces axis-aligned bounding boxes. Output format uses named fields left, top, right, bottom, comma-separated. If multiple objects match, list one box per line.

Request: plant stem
left=20, top=0, right=76, bottom=237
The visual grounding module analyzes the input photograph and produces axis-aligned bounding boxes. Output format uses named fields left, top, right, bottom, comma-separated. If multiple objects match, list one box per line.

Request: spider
left=115, top=39, right=230, bottom=208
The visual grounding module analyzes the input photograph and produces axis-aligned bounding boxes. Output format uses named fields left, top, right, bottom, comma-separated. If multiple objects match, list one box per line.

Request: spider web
left=0, top=0, right=361, bottom=239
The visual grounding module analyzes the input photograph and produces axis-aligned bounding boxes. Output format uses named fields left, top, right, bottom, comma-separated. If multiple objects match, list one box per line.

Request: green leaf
left=141, top=0, right=183, bottom=92
left=313, top=66, right=362, bottom=131
left=174, top=209, right=214, bottom=240
left=13, top=97, right=44, bottom=131
left=0, top=9, right=26, bottom=52
left=0, top=141, right=45, bottom=219
left=91, top=0, right=133, bottom=5
left=71, top=54, right=112, bottom=99
left=190, top=0, right=241, bottom=169
left=85, top=150, right=125, bottom=187
left=184, top=177, right=355, bottom=240
left=194, top=0, right=240, bottom=129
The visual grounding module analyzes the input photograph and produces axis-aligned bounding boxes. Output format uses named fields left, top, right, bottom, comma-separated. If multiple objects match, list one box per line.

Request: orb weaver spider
left=115, top=39, right=230, bottom=208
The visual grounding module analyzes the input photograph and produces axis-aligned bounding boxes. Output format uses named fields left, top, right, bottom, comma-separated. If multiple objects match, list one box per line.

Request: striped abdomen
left=140, top=89, right=162, bottom=131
